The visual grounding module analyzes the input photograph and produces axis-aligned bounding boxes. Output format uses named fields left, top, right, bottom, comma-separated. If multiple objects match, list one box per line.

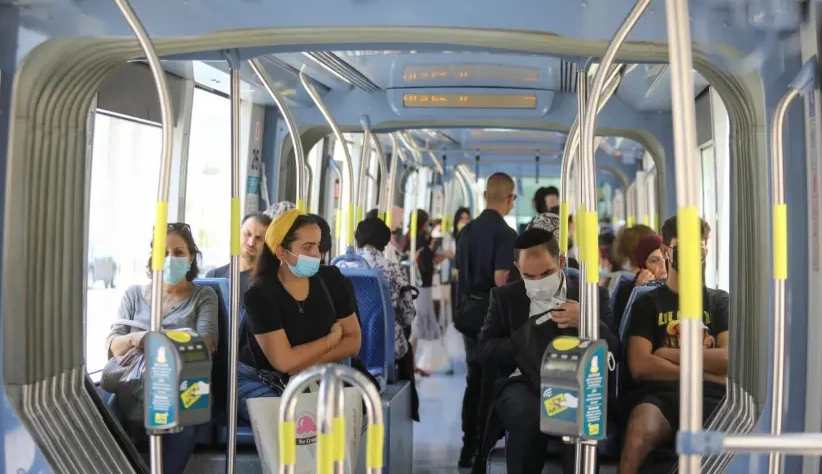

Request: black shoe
left=458, top=448, right=474, bottom=469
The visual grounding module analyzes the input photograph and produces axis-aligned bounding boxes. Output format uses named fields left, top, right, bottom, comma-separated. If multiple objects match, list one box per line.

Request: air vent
left=305, top=52, right=381, bottom=92
left=560, top=61, right=577, bottom=93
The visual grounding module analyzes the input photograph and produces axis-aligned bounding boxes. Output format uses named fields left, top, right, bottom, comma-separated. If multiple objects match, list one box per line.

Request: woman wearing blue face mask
left=237, top=209, right=362, bottom=425
left=104, top=222, right=218, bottom=474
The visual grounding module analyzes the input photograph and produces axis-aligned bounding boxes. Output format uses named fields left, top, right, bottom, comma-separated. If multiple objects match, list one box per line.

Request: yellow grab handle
left=410, top=210, right=419, bottom=239
left=152, top=201, right=169, bottom=270
left=333, top=417, right=346, bottom=461
left=230, top=197, right=241, bottom=256
left=317, top=433, right=333, bottom=474
left=335, top=209, right=342, bottom=239
left=774, top=204, right=788, bottom=280
left=585, top=210, right=599, bottom=284
left=279, top=421, right=296, bottom=465
left=296, top=198, right=306, bottom=213
left=677, top=207, right=703, bottom=319
left=347, top=202, right=355, bottom=246
left=366, top=423, right=385, bottom=469
left=559, top=202, right=569, bottom=253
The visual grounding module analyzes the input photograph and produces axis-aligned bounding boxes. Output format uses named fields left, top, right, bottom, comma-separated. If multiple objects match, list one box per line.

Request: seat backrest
left=609, top=273, right=636, bottom=316
left=330, top=246, right=371, bottom=268
left=337, top=267, right=396, bottom=383
left=564, top=267, right=580, bottom=279
left=193, top=277, right=231, bottom=419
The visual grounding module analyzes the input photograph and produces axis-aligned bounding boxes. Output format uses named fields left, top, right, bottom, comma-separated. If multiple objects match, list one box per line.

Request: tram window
left=185, top=88, right=232, bottom=276
left=86, top=113, right=162, bottom=374
left=701, top=145, right=719, bottom=289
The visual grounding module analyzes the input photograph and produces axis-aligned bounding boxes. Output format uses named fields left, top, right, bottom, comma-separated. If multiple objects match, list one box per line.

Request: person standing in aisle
left=454, top=172, right=518, bottom=469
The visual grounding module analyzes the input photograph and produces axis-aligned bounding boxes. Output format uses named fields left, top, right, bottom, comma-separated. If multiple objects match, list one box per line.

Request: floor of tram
left=414, top=373, right=468, bottom=474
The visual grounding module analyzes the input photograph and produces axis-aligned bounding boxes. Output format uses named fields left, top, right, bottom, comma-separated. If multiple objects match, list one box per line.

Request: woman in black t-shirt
left=236, top=210, right=361, bottom=425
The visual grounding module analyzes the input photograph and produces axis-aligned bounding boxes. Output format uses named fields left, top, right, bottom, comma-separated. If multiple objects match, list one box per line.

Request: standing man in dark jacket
left=455, top=172, right=518, bottom=468
left=478, top=228, right=620, bottom=474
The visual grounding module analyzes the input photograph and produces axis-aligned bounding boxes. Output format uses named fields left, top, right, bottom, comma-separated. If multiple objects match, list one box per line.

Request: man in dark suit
left=478, top=228, right=620, bottom=474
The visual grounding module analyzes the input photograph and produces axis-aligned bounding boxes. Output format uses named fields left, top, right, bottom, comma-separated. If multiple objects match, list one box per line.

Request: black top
left=405, top=235, right=435, bottom=287
left=478, top=274, right=620, bottom=392
left=455, top=209, right=518, bottom=300
left=624, top=284, right=730, bottom=395
left=611, top=274, right=637, bottom=330
left=241, top=265, right=354, bottom=372
left=205, top=265, right=251, bottom=309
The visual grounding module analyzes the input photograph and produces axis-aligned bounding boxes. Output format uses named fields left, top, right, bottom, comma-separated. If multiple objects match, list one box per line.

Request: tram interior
left=2, top=1, right=822, bottom=474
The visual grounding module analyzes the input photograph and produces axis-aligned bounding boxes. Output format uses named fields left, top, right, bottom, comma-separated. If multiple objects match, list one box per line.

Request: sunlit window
left=86, top=113, right=161, bottom=373
left=186, top=88, right=232, bottom=276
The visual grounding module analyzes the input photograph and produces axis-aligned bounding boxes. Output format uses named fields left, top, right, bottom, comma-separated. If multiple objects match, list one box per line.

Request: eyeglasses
left=153, top=222, right=192, bottom=235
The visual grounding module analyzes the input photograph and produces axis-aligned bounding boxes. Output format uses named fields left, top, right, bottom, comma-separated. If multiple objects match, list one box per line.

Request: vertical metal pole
left=300, top=70, right=355, bottom=249
left=577, top=3, right=650, bottom=473
left=767, top=56, right=817, bottom=472
left=223, top=49, right=243, bottom=474
left=369, top=131, right=389, bottom=218
left=111, top=1, right=173, bottom=473
left=767, top=86, right=797, bottom=474
left=663, top=1, right=703, bottom=473
left=248, top=59, right=306, bottom=210
left=358, top=120, right=371, bottom=224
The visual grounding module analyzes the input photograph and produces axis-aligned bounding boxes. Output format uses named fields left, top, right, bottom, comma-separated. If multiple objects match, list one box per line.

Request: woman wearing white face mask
left=104, top=222, right=218, bottom=474
left=237, top=210, right=362, bottom=425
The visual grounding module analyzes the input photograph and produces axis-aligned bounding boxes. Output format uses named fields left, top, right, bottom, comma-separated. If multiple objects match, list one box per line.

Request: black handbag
left=452, top=222, right=491, bottom=337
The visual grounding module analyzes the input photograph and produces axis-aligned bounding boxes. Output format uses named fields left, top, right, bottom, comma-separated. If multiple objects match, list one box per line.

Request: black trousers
left=496, top=382, right=597, bottom=474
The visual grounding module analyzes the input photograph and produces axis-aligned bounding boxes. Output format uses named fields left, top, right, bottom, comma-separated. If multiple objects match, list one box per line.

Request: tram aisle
left=414, top=374, right=467, bottom=474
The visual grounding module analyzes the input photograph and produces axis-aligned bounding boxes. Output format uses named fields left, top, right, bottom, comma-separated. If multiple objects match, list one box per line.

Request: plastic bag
left=443, top=323, right=466, bottom=362
left=119, top=348, right=146, bottom=384
left=414, top=338, right=451, bottom=374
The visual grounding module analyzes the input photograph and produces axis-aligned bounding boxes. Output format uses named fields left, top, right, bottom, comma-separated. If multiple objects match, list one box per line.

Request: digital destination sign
left=402, top=64, right=539, bottom=83
left=402, top=93, right=538, bottom=109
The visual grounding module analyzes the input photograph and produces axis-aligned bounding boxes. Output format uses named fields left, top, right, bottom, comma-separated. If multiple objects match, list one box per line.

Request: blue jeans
left=130, top=424, right=200, bottom=474
left=237, top=362, right=282, bottom=426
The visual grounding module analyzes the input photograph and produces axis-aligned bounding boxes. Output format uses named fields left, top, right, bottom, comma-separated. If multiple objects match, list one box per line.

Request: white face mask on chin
left=523, top=271, right=562, bottom=301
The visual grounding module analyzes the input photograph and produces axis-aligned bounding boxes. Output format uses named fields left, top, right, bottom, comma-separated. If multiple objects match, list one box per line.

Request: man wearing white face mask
left=477, top=228, right=620, bottom=474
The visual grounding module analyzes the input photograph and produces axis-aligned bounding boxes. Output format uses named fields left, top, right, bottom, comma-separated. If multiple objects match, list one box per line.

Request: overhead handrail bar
left=222, top=49, right=244, bottom=474
left=278, top=364, right=384, bottom=474
left=111, top=0, right=174, bottom=472
left=662, top=0, right=705, bottom=472
left=642, top=166, right=657, bottom=229
left=249, top=59, right=307, bottom=211
left=559, top=63, right=625, bottom=253
left=576, top=2, right=650, bottom=474
left=386, top=134, right=403, bottom=233
left=300, top=69, right=355, bottom=252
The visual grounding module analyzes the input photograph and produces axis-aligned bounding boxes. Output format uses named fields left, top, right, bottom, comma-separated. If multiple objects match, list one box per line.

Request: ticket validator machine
left=539, top=336, right=608, bottom=441
left=144, top=329, right=213, bottom=433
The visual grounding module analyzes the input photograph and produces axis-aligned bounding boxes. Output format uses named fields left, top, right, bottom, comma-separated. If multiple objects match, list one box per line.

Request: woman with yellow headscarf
left=236, top=209, right=362, bottom=425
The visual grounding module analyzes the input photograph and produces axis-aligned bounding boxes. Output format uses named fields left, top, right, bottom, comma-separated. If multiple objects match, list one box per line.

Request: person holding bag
left=237, top=209, right=362, bottom=425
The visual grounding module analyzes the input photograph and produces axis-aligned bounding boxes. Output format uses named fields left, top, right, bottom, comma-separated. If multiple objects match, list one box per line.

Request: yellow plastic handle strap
left=152, top=201, right=169, bottom=271
left=296, top=198, right=306, bottom=214
left=333, top=417, right=346, bottom=461
left=317, top=433, right=333, bottom=474
left=677, top=207, right=703, bottom=319
left=410, top=210, right=419, bottom=239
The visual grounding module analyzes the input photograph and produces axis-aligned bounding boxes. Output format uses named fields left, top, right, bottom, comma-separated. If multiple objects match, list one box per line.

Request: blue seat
left=194, top=277, right=257, bottom=446
left=609, top=273, right=636, bottom=316
left=565, top=267, right=580, bottom=279
left=336, top=267, right=396, bottom=384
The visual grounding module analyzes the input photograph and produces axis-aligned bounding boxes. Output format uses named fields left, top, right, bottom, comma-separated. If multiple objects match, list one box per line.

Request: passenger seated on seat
left=479, top=228, right=619, bottom=474
left=105, top=222, right=218, bottom=474
left=612, top=232, right=668, bottom=330
left=206, top=212, right=272, bottom=305
left=618, top=216, right=728, bottom=474
left=336, top=217, right=416, bottom=362
left=237, top=210, right=362, bottom=425
left=610, top=225, right=661, bottom=324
